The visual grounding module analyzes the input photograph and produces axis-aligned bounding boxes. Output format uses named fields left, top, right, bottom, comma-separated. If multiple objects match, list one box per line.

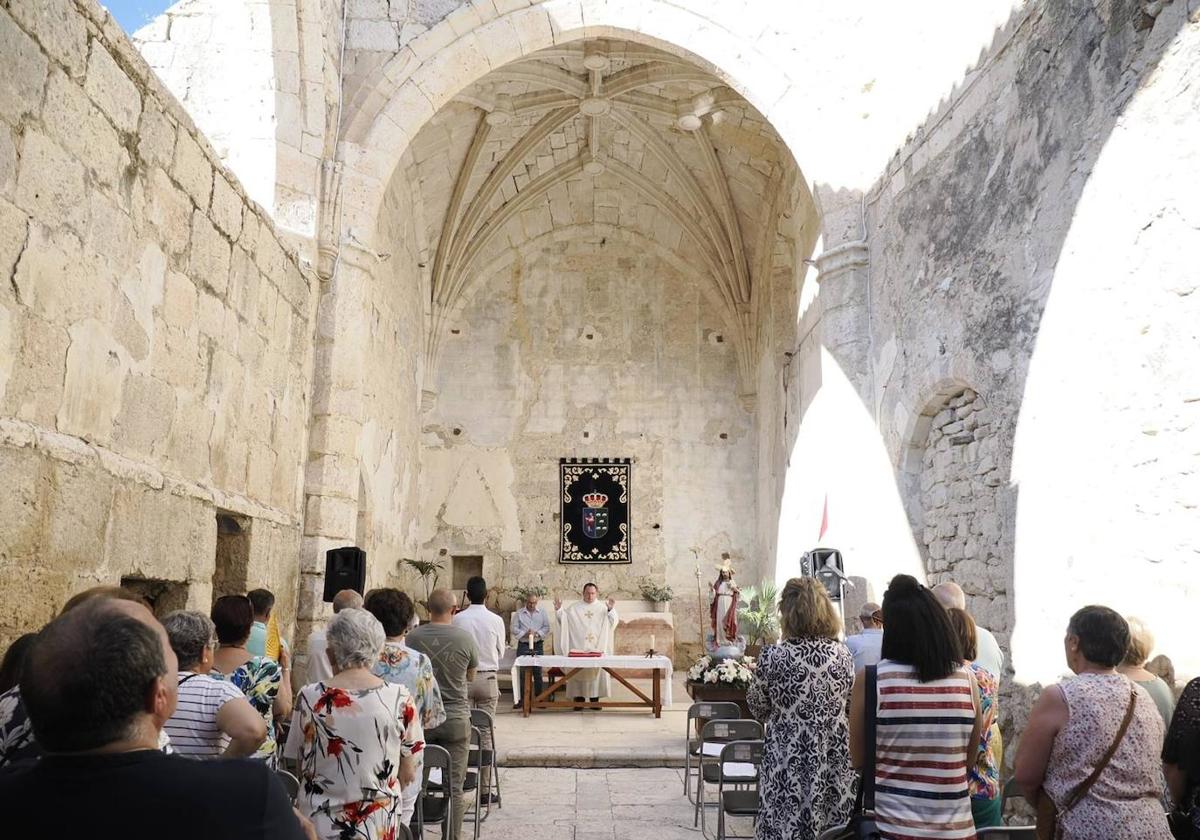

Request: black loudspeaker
left=803, top=547, right=847, bottom=602
left=323, top=546, right=366, bottom=602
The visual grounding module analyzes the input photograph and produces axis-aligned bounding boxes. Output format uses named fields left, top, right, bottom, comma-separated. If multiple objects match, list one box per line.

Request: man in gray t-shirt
left=406, top=589, right=478, bottom=840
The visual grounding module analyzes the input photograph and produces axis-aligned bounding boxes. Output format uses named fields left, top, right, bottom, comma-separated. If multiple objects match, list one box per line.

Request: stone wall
left=419, top=232, right=757, bottom=645
left=0, top=0, right=317, bottom=646
left=860, top=0, right=1199, bottom=687
left=134, top=0, right=335, bottom=252
left=916, top=388, right=1008, bottom=638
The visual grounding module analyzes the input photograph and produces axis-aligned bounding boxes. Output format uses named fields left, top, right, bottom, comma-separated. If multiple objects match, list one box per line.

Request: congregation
left=0, top=576, right=602, bottom=840
left=743, top=575, right=1197, bottom=840
left=0, top=573, right=1196, bottom=840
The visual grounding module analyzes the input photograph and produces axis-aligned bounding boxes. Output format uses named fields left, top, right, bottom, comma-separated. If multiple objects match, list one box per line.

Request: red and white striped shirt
left=873, top=659, right=977, bottom=839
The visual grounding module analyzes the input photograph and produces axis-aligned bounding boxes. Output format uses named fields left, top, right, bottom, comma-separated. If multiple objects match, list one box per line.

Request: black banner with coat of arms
left=560, top=458, right=631, bottom=564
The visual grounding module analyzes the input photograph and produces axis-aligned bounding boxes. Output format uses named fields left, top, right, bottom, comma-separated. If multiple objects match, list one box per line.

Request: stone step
left=498, top=747, right=686, bottom=769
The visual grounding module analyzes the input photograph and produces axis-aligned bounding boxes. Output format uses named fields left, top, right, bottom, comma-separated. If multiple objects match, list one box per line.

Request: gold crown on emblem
left=582, top=492, right=608, bottom=508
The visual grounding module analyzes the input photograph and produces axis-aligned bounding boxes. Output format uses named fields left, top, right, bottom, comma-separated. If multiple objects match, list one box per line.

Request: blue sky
left=102, top=0, right=175, bottom=34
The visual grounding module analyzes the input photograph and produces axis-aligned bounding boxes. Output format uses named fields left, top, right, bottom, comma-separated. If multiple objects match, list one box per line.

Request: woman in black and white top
left=162, top=611, right=266, bottom=758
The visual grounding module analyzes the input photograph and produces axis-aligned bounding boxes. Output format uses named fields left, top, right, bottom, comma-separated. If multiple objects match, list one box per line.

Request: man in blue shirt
left=510, top=593, right=550, bottom=706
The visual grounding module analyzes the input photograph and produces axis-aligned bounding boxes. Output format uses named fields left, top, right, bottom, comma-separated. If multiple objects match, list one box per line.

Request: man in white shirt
left=452, top=576, right=505, bottom=803
left=305, top=589, right=363, bottom=685
left=844, top=602, right=884, bottom=672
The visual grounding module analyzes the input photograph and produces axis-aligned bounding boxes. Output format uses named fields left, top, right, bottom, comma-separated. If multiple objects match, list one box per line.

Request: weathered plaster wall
left=419, top=232, right=756, bottom=645
left=0, top=0, right=317, bottom=646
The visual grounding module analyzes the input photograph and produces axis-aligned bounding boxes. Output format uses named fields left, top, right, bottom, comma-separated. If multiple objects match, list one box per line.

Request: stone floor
left=465, top=767, right=746, bottom=840
left=493, top=673, right=692, bottom=766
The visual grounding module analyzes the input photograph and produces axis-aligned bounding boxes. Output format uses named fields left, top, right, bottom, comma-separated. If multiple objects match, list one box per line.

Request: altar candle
left=650, top=633, right=656, bottom=651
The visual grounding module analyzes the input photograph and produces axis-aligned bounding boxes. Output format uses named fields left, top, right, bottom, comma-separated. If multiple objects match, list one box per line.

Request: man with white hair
left=844, top=602, right=884, bottom=672
left=931, top=581, right=1003, bottom=678
left=305, top=588, right=364, bottom=684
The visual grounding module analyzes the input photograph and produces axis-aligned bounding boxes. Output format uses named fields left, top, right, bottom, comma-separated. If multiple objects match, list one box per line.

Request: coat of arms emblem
left=581, top=492, right=609, bottom=539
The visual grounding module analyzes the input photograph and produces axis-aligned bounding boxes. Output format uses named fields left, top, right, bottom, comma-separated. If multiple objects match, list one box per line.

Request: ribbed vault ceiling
left=404, top=39, right=798, bottom=394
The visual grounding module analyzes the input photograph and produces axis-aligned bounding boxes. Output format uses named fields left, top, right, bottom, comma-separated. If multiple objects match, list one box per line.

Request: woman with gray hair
left=161, top=610, right=267, bottom=758
left=284, top=607, right=424, bottom=840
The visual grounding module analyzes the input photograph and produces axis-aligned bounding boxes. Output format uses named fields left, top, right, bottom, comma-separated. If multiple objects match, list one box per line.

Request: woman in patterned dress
left=1164, top=677, right=1200, bottom=839
left=947, top=607, right=1001, bottom=828
left=211, top=595, right=292, bottom=766
left=285, top=607, right=424, bottom=840
left=748, top=577, right=856, bottom=840
left=849, top=574, right=984, bottom=840
left=364, top=588, right=445, bottom=825
left=1015, top=605, right=1171, bottom=840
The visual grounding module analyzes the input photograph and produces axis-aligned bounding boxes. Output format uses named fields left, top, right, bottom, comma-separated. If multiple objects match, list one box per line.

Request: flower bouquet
left=686, top=653, right=755, bottom=689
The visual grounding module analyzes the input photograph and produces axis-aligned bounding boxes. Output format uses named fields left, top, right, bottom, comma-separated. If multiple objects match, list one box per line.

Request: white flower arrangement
left=686, top=653, right=755, bottom=689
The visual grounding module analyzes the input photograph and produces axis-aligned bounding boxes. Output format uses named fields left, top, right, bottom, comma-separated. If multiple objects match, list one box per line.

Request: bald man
left=0, top=599, right=312, bottom=838
left=932, top=581, right=1004, bottom=678
left=407, top=589, right=479, bottom=840
left=305, top=589, right=364, bottom=684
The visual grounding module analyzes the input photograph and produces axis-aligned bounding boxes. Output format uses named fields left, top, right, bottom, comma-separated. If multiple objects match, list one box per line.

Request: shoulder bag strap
left=1062, top=686, right=1138, bottom=812
left=863, top=664, right=878, bottom=812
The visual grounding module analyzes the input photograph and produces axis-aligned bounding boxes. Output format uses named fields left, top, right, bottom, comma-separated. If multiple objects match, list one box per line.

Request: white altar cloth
left=511, top=654, right=673, bottom=704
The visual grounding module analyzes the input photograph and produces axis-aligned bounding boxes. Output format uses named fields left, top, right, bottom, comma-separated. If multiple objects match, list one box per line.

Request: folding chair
left=413, top=744, right=450, bottom=840
left=694, top=719, right=762, bottom=834
left=715, top=740, right=763, bottom=840
left=275, top=769, right=300, bottom=803
left=684, top=701, right=742, bottom=801
left=977, top=828, right=1036, bottom=837
left=468, top=708, right=500, bottom=818
left=459, top=726, right=484, bottom=840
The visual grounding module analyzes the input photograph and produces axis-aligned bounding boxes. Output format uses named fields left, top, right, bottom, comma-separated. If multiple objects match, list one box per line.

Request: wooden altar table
left=512, top=654, right=674, bottom=717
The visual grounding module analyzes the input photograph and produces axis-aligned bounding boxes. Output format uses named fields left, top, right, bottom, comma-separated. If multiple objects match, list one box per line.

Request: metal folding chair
left=459, top=726, right=484, bottom=840
left=684, top=701, right=742, bottom=801
left=413, top=744, right=450, bottom=840
left=715, top=740, right=763, bottom=840
left=275, top=768, right=300, bottom=803
left=977, top=828, right=1036, bottom=837
left=468, top=708, right=500, bottom=818
left=694, top=718, right=763, bottom=834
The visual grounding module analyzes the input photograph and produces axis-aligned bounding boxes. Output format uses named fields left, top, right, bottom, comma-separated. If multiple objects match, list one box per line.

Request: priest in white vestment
left=554, top=583, right=619, bottom=703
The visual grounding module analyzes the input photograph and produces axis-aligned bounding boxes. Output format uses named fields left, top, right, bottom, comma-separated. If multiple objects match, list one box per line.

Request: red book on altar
left=568, top=650, right=603, bottom=657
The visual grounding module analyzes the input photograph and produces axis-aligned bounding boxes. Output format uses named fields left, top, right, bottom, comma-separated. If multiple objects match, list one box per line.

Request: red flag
left=818, top=494, right=829, bottom=542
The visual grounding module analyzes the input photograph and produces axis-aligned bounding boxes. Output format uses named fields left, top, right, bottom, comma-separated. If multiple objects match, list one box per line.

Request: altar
left=512, top=654, right=674, bottom=717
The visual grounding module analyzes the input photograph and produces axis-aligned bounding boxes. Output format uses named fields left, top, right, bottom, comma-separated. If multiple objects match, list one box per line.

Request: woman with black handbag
left=848, top=575, right=983, bottom=840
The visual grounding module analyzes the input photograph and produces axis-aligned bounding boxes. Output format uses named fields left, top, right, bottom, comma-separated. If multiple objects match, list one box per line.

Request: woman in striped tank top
left=850, top=575, right=984, bottom=840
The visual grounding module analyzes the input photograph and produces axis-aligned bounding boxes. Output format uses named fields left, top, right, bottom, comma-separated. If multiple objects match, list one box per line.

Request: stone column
left=814, top=239, right=872, bottom=405
left=296, top=241, right=378, bottom=650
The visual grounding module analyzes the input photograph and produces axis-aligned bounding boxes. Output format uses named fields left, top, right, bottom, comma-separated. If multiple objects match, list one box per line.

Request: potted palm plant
left=736, top=579, right=780, bottom=658
left=402, top=557, right=444, bottom=611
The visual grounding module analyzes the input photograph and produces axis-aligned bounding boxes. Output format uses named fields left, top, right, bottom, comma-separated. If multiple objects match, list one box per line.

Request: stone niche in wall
left=917, top=388, right=1008, bottom=631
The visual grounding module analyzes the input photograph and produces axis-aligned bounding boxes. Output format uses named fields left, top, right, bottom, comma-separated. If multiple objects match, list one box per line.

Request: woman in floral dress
left=948, top=607, right=1001, bottom=827
left=211, top=595, right=291, bottom=766
left=748, top=577, right=856, bottom=840
left=364, top=588, right=445, bottom=825
left=286, top=608, right=424, bottom=840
